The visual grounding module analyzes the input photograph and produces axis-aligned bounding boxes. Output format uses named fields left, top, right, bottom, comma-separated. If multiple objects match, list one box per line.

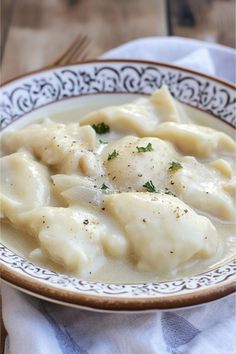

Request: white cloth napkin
left=2, top=37, right=236, bottom=354
left=102, top=36, right=236, bottom=83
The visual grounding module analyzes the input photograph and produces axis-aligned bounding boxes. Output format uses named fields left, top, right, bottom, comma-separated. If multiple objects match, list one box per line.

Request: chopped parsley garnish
left=142, top=182, right=176, bottom=196
left=99, top=139, right=108, bottom=144
left=107, top=150, right=119, bottom=161
left=164, top=188, right=176, bottom=197
left=92, top=122, right=110, bottom=134
left=101, top=183, right=109, bottom=190
left=168, top=161, right=183, bottom=171
left=143, top=180, right=157, bottom=193
left=136, top=143, right=153, bottom=153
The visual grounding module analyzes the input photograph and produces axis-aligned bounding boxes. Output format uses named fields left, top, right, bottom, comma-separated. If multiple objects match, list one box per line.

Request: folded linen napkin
left=102, top=36, right=236, bottom=83
left=2, top=37, right=236, bottom=354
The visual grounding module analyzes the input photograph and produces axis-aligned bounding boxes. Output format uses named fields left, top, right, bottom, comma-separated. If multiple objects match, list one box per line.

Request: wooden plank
left=1, top=0, right=167, bottom=82
left=0, top=0, right=16, bottom=62
left=168, top=0, right=235, bottom=48
left=0, top=295, right=7, bottom=354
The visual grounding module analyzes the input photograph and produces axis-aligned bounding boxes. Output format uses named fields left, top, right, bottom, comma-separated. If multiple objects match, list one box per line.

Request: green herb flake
left=168, top=161, right=183, bottom=172
left=99, top=139, right=108, bottom=144
left=143, top=180, right=157, bottom=193
left=101, top=183, right=109, bottom=190
left=107, top=150, right=119, bottom=161
left=92, top=122, right=110, bottom=134
left=136, top=143, right=153, bottom=153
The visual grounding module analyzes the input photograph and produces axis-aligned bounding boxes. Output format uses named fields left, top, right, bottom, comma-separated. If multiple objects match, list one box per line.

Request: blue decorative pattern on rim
left=1, top=63, right=235, bottom=130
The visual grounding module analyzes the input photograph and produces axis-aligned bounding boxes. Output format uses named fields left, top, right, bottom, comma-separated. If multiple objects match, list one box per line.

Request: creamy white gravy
left=1, top=93, right=235, bottom=283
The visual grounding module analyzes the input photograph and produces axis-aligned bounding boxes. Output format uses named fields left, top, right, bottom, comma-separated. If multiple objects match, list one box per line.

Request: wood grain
left=168, top=0, right=236, bottom=47
left=0, top=295, right=7, bottom=354
left=1, top=0, right=167, bottom=82
left=0, top=0, right=15, bottom=62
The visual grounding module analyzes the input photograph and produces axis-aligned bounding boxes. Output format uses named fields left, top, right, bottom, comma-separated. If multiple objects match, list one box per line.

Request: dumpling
left=168, top=156, right=235, bottom=221
left=102, top=136, right=178, bottom=191
left=104, top=192, right=218, bottom=274
left=0, top=152, right=50, bottom=222
left=208, top=159, right=233, bottom=178
left=223, top=178, right=236, bottom=198
left=80, top=86, right=183, bottom=136
left=17, top=207, right=107, bottom=275
left=1, top=119, right=100, bottom=175
left=150, top=85, right=185, bottom=122
left=154, top=122, right=236, bottom=158
left=52, top=174, right=103, bottom=207
left=51, top=174, right=93, bottom=194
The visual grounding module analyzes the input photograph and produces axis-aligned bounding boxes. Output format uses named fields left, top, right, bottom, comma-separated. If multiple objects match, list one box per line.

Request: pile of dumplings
left=1, top=86, right=235, bottom=279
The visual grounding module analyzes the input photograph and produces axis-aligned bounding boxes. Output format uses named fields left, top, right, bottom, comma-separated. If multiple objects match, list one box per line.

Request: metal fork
left=49, top=34, right=91, bottom=67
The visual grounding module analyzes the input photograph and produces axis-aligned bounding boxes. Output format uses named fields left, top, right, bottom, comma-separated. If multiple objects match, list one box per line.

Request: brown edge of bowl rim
left=1, top=263, right=235, bottom=311
left=1, top=58, right=236, bottom=311
left=1, top=58, right=236, bottom=89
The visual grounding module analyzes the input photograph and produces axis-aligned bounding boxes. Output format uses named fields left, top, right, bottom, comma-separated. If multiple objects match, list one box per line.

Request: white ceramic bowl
left=1, top=60, right=235, bottom=311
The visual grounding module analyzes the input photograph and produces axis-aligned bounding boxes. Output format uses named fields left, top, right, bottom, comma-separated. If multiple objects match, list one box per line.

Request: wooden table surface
left=0, top=0, right=235, bottom=352
left=1, top=0, right=235, bottom=83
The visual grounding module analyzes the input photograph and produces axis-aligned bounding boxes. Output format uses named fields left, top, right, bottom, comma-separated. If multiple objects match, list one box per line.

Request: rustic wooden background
left=0, top=0, right=235, bottom=352
left=1, top=0, right=235, bottom=83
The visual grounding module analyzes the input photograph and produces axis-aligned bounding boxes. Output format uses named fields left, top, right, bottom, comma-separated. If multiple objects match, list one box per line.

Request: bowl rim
left=1, top=263, right=235, bottom=311
left=2, top=58, right=236, bottom=89
left=1, top=59, right=235, bottom=311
